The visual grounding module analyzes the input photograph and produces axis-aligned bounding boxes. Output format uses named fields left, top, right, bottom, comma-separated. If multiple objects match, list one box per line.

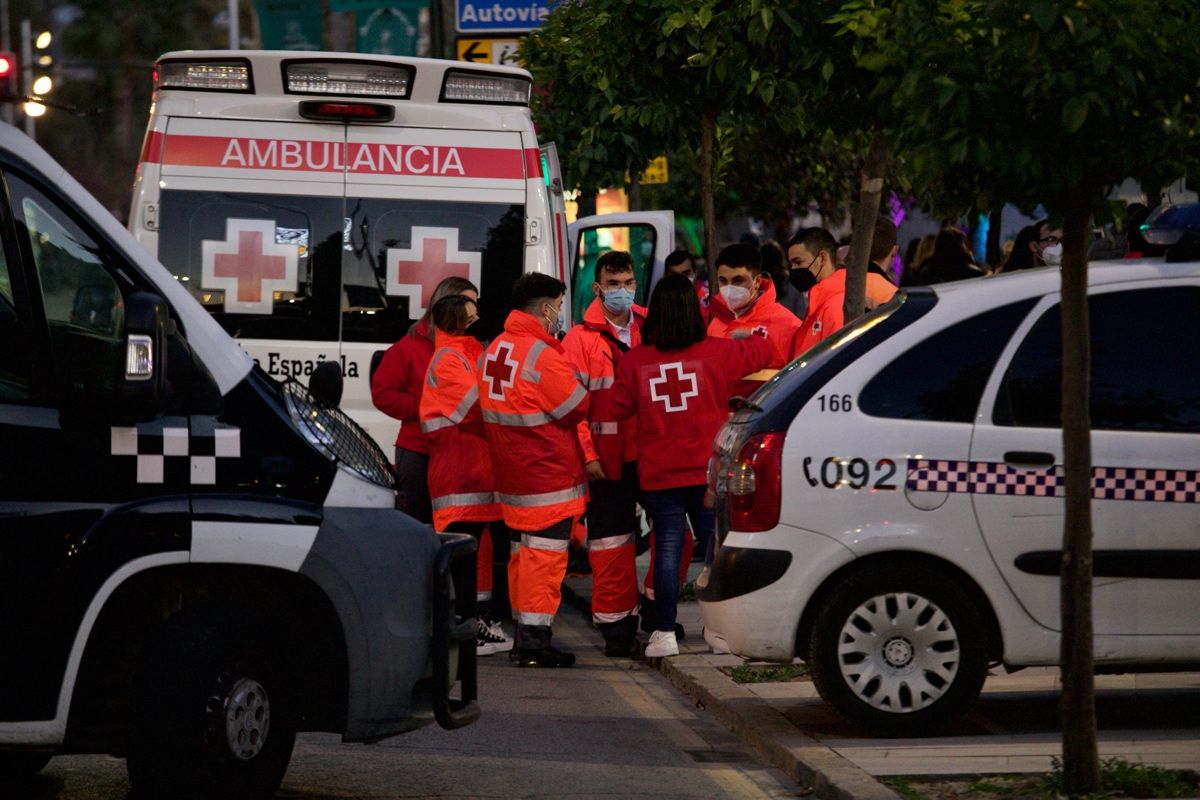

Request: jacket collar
left=582, top=296, right=646, bottom=332
left=434, top=329, right=484, bottom=358
left=809, top=268, right=848, bottom=304
left=708, top=275, right=779, bottom=323
left=503, top=309, right=563, bottom=349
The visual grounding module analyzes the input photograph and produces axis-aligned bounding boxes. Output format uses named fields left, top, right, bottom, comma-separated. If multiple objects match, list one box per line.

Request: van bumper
left=698, top=527, right=854, bottom=662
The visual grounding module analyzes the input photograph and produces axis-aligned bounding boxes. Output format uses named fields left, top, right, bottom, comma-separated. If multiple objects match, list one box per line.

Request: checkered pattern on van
left=906, top=459, right=1200, bottom=503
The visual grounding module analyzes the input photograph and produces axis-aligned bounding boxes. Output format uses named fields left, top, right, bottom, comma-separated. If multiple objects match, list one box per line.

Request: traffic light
left=0, top=52, right=15, bottom=80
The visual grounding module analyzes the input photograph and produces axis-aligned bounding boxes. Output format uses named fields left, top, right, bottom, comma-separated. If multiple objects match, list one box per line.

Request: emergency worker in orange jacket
left=707, top=242, right=802, bottom=398
left=479, top=274, right=589, bottom=668
left=420, top=293, right=514, bottom=656
left=561, top=251, right=643, bottom=657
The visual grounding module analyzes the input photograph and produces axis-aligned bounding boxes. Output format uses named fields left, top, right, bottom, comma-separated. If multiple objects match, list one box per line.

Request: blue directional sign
left=455, top=0, right=560, bottom=34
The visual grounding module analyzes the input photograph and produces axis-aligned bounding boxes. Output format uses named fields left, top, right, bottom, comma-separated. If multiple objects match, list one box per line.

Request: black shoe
left=514, top=646, right=576, bottom=668
left=604, top=637, right=635, bottom=658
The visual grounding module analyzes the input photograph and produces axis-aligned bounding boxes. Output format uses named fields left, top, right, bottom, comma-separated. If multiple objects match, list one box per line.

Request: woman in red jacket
left=420, top=294, right=512, bottom=655
left=610, top=273, right=773, bottom=658
left=371, top=276, right=478, bottom=522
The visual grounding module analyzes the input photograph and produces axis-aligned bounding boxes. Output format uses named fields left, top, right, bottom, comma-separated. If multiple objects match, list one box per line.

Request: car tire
left=0, top=750, right=52, bottom=778
left=126, top=605, right=296, bottom=800
left=807, top=564, right=989, bottom=737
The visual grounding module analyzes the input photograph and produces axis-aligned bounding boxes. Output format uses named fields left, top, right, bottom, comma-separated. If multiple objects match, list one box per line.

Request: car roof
left=924, top=259, right=1200, bottom=312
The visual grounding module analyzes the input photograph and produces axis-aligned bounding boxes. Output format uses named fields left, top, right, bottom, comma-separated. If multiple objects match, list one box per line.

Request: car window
left=860, top=298, right=1035, bottom=422
left=995, top=286, right=1200, bottom=432
left=0, top=240, right=29, bottom=401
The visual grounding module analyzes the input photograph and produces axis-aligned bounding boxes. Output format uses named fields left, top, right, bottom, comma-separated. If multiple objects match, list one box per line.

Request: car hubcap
left=212, top=676, right=271, bottom=760
left=836, top=591, right=960, bottom=713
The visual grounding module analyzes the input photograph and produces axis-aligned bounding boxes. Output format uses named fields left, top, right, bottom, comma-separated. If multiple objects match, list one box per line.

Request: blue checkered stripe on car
left=906, top=459, right=1200, bottom=503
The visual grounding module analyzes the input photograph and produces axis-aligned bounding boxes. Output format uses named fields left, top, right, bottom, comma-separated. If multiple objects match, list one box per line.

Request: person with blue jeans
left=609, top=273, right=773, bottom=658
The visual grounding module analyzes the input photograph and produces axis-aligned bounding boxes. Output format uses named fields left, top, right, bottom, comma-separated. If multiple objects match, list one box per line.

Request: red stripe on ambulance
left=150, top=134, right=526, bottom=179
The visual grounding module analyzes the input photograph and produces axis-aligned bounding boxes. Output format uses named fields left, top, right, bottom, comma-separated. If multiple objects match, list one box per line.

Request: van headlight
left=282, top=378, right=395, bottom=489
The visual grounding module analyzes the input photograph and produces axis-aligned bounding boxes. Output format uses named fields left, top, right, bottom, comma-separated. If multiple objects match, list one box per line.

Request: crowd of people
left=373, top=215, right=1074, bottom=667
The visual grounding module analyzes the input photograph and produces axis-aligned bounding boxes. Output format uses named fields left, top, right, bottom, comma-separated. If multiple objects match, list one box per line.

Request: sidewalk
left=561, top=562, right=1200, bottom=798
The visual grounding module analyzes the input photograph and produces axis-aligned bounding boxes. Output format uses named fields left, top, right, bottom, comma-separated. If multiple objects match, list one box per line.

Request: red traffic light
left=0, top=52, right=15, bottom=79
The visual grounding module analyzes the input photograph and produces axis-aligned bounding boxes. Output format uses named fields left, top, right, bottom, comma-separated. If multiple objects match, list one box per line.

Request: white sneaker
left=477, top=618, right=514, bottom=656
left=645, top=629, right=679, bottom=658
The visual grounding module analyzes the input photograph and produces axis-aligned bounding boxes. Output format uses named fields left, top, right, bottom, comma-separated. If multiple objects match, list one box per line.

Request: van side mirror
left=117, top=291, right=170, bottom=423
left=309, top=360, right=343, bottom=408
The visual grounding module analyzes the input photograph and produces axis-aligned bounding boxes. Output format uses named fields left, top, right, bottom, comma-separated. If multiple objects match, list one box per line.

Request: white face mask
left=720, top=284, right=752, bottom=311
left=1041, top=242, right=1063, bottom=266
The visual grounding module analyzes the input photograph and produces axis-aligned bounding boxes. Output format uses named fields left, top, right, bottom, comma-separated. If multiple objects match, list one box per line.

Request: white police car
left=701, top=261, right=1200, bottom=735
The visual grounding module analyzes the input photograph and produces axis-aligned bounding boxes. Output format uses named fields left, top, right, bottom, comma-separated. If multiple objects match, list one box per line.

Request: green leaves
left=1030, top=1, right=1058, bottom=32
left=1062, top=95, right=1089, bottom=133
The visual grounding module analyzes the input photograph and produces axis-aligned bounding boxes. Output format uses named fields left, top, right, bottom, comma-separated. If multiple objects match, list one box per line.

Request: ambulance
left=129, top=51, right=674, bottom=453
left=0, top=123, right=478, bottom=796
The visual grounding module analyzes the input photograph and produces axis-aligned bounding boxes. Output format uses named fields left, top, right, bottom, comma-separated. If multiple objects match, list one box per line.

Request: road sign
left=456, top=37, right=521, bottom=65
left=641, top=156, right=669, bottom=185
left=456, top=0, right=559, bottom=34
left=358, top=6, right=419, bottom=56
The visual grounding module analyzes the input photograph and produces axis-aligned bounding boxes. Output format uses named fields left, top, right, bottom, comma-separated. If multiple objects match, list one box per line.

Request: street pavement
left=565, top=557, right=1200, bottom=800
left=5, top=596, right=799, bottom=800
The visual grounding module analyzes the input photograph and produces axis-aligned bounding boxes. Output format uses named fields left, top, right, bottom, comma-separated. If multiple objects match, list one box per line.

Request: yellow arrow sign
left=456, top=38, right=522, bottom=65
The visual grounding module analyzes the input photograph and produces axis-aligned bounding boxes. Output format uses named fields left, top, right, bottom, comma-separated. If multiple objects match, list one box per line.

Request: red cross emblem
left=201, top=219, right=299, bottom=314
left=386, top=227, right=482, bottom=316
left=751, top=325, right=769, bottom=338
left=649, top=361, right=699, bottom=413
left=482, top=341, right=519, bottom=400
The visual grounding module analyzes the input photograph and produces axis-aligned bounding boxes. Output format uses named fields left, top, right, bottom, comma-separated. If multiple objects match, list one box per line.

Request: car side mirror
left=309, top=360, right=343, bottom=408
left=117, top=291, right=170, bottom=423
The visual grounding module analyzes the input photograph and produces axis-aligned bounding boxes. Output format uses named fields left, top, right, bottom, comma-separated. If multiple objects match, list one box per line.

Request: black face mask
left=790, top=263, right=818, bottom=292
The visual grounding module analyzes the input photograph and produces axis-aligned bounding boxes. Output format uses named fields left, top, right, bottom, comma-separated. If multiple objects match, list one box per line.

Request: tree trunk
left=576, top=190, right=597, bottom=219
left=986, top=208, right=1003, bottom=269
left=628, top=170, right=642, bottom=212
left=1059, top=193, right=1100, bottom=796
left=699, top=108, right=717, bottom=274
left=843, top=135, right=889, bottom=326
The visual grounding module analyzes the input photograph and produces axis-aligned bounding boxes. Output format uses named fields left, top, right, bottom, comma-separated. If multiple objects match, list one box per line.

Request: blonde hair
left=414, top=276, right=478, bottom=338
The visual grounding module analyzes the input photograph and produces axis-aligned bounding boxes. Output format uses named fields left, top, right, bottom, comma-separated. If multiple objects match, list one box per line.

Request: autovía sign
left=455, top=0, right=560, bottom=33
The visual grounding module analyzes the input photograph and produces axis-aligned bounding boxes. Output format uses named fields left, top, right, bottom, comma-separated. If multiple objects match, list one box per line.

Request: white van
left=0, top=123, right=478, bottom=796
left=129, top=51, right=673, bottom=452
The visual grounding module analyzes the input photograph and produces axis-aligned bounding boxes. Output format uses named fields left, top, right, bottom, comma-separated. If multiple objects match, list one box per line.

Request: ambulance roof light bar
left=155, top=59, right=253, bottom=93
left=440, top=69, right=531, bottom=106
left=284, top=60, right=412, bottom=99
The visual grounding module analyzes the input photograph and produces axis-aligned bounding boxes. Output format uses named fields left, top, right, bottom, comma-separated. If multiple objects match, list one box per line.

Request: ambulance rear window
left=156, top=190, right=523, bottom=343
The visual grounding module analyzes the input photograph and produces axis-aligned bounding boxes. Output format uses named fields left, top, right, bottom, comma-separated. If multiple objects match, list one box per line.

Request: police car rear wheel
left=808, top=565, right=988, bottom=737
left=127, top=606, right=296, bottom=799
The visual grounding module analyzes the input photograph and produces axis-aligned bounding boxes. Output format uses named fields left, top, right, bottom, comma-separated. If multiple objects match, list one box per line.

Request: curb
left=560, top=582, right=900, bottom=800
left=659, top=656, right=899, bottom=800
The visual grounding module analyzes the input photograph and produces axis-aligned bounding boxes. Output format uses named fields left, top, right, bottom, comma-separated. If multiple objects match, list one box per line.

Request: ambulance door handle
left=1004, top=451, right=1055, bottom=468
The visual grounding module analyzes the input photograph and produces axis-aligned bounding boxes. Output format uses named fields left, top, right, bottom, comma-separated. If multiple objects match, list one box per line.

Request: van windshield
left=156, top=190, right=524, bottom=343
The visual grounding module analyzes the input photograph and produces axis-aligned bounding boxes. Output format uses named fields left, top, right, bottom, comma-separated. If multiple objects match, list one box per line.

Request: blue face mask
left=601, top=287, right=635, bottom=314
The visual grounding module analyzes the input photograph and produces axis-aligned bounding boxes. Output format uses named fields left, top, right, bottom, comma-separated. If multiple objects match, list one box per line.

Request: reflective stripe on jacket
left=479, top=310, right=590, bottom=531
left=419, top=331, right=500, bottom=529
left=561, top=297, right=645, bottom=479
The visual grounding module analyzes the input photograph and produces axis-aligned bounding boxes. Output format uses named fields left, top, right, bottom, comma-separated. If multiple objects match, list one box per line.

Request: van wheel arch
left=67, top=565, right=349, bottom=753
left=795, top=551, right=1003, bottom=665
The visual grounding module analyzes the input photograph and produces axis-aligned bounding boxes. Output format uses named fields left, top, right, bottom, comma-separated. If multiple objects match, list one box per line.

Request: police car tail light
left=728, top=432, right=785, bottom=532
left=155, top=59, right=251, bottom=92
left=285, top=61, right=413, bottom=98
left=440, top=69, right=531, bottom=105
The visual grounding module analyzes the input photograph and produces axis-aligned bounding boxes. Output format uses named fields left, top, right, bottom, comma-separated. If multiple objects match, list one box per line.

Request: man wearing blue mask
left=562, top=250, right=644, bottom=657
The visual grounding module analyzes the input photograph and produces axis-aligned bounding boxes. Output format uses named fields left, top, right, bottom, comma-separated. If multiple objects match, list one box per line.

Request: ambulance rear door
left=567, top=211, right=674, bottom=323
left=151, top=114, right=349, bottom=407
left=342, top=125, right=529, bottom=447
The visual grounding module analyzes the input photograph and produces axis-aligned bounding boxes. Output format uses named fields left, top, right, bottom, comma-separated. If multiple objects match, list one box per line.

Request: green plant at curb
left=1044, top=756, right=1200, bottom=799
left=729, top=663, right=808, bottom=684
left=882, top=777, right=928, bottom=800
left=680, top=581, right=696, bottom=602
